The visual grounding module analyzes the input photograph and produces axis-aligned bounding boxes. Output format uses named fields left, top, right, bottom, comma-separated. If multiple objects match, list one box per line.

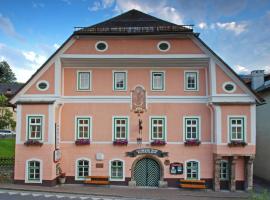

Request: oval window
left=95, top=41, right=108, bottom=52
left=36, top=80, right=49, bottom=91
left=157, top=41, right=170, bottom=52
left=223, top=82, right=236, bottom=93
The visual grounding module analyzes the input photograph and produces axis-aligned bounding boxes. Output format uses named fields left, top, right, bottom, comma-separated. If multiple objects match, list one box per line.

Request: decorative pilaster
left=214, top=155, right=222, bottom=191
left=245, top=156, right=255, bottom=191
left=230, top=156, right=237, bottom=192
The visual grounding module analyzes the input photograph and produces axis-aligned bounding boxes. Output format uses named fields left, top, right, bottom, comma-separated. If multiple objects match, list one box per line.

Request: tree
left=0, top=61, right=16, bottom=83
left=0, top=94, right=16, bottom=130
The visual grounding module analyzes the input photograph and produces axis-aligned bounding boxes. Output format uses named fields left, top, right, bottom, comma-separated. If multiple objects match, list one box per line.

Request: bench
left=84, top=176, right=110, bottom=185
left=179, top=179, right=207, bottom=189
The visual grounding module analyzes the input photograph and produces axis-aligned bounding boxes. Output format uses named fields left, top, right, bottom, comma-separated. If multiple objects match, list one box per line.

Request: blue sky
left=1, top=0, right=270, bottom=82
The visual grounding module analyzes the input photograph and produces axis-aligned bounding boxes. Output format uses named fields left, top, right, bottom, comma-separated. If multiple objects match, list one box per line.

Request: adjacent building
left=10, top=10, right=262, bottom=190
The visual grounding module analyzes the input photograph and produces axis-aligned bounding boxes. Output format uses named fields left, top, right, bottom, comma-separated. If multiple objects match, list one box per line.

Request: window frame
left=109, top=159, right=125, bottom=181
left=228, top=116, right=246, bottom=142
left=25, top=159, right=42, bottom=183
left=36, top=80, right=49, bottom=91
left=26, top=115, right=44, bottom=141
left=157, top=41, right=171, bottom=52
left=149, top=116, right=167, bottom=141
left=222, top=82, right=236, bottom=93
left=184, top=71, right=199, bottom=91
left=112, top=116, right=129, bottom=141
left=75, top=158, right=91, bottom=181
left=113, top=71, right=127, bottom=91
left=220, top=160, right=229, bottom=181
left=77, top=70, right=92, bottom=91
left=185, top=160, right=200, bottom=180
left=151, top=71, right=165, bottom=91
left=183, top=116, right=201, bottom=141
left=75, top=116, right=92, bottom=141
left=95, top=41, right=108, bottom=52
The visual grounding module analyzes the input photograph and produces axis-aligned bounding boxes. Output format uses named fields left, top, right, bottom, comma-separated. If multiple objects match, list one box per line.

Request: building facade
left=11, top=10, right=261, bottom=190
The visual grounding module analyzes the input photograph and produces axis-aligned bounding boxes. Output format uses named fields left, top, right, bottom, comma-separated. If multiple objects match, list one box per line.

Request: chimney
left=251, top=70, right=265, bottom=90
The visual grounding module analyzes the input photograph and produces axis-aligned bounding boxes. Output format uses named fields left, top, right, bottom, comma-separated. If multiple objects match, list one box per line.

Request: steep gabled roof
left=74, top=9, right=193, bottom=35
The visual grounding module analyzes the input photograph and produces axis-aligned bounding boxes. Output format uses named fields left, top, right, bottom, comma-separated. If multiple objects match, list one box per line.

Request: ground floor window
left=186, top=160, right=199, bottom=180
left=76, top=159, right=90, bottom=180
left=27, top=160, right=41, bottom=182
left=110, top=160, right=124, bottom=181
left=220, top=160, right=229, bottom=180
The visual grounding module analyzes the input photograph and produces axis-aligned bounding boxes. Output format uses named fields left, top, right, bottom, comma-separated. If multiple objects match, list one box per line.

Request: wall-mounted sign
left=170, top=163, right=183, bottom=175
left=96, top=153, right=104, bottom=161
left=126, top=148, right=168, bottom=158
left=96, top=163, right=104, bottom=168
left=53, top=149, right=61, bottom=163
left=164, top=159, right=170, bottom=166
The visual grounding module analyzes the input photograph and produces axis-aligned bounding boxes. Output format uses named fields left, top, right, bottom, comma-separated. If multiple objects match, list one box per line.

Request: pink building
left=10, top=10, right=262, bottom=191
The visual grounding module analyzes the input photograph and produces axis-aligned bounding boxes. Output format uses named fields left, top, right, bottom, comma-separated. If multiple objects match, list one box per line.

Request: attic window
left=36, top=80, right=49, bottom=91
left=223, top=82, right=236, bottom=93
left=157, top=41, right=170, bottom=52
left=95, top=41, right=108, bottom=52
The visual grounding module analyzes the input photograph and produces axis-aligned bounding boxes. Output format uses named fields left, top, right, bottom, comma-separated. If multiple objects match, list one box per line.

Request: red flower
left=113, top=139, right=128, bottom=145
left=184, top=139, right=201, bottom=146
left=151, top=140, right=166, bottom=146
left=75, top=139, right=90, bottom=145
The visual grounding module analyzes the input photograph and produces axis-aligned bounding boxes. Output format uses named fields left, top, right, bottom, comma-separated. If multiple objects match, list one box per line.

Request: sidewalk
left=0, top=183, right=250, bottom=200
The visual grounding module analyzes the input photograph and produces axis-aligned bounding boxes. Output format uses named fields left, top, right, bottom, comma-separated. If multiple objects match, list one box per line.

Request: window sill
left=184, top=140, right=201, bottom=146
left=24, top=140, right=43, bottom=146
left=228, top=141, right=247, bottom=147
left=151, top=140, right=166, bottom=146
left=75, top=139, right=90, bottom=145
left=113, top=139, right=128, bottom=145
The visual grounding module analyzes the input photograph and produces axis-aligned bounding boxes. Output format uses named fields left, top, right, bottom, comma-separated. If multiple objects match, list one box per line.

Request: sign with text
left=170, top=163, right=183, bottom=174
left=126, top=148, right=168, bottom=158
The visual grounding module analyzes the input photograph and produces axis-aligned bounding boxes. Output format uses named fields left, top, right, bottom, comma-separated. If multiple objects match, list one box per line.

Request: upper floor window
left=77, top=71, right=91, bottom=91
left=150, top=117, right=166, bottom=141
left=26, top=160, right=41, bottom=183
left=184, top=117, right=200, bottom=141
left=223, top=82, right=236, bottom=93
left=36, top=80, right=49, bottom=91
left=157, top=41, right=170, bottom=52
left=113, top=71, right=127, bottom=91
left=113, top=117, right=128, bottom=141
left=27, top=116, right=43, bottom=141
left=151, top=71, right=165, bottom=91
left=220, top=160, right=229, bottom=180
left=186, top=160, right=199, bottom=180
left=95, top=41, right=108, bottom=52
left=76, top=159, right=90, bottom=180
left=185, top=71, right=198, bottom=91
left=110, top=160, right=124, bottom=181
left=229, top=117, right=245, bottom=141
left=76, top=117, right=91, bottom=140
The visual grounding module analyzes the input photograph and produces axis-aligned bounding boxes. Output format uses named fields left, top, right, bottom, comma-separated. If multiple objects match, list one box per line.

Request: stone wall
left=0, top=158, right=14, bottom=183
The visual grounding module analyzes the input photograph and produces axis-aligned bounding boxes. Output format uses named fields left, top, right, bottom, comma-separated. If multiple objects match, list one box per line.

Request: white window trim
left=75, top=157, right=91, bottom=181
left=157, top=41, right=171, bottom=52
left=36, top=80, right=49, bottom=91
left=26, top=115, right=45, bottom=142
left=109, top=159, right=125, bottom=181
left=183, top=116, right=201, bottom=142
left=112, top=116, right=130, bottom=142
left=227, top=115, right=247, bottom=143
left=76, top=70, right=92, bottom=91
left=112, top=70, right=128, bottom=91
left=222, top=82, right=236, bottom=93
left=149, top=116, right=167, bottom=142
left=150, top=71, right=166, bottom=91
left=74, top=116, right=92, bottom=141
left=220, top=160, right=229, bottom=181
left=185, top=159, right=200, bottom=180
left=25, top=158, right=43, bottom=184
left=184, top=70, right=199, bottom=91
left=95, top=41, right=108, bottom=52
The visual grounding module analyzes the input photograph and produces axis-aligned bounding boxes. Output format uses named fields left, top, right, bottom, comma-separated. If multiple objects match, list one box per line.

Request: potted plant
left=75, top=139, right=90, bottom=145
left=184, top=139, right=201, bottom=146
left=228, top=141, right=247, bottom=147
left=151, top=140, right=166, bottom=146
left=24, top=140, right=43, bottom=146
left=58, top=172, right=66, bottom=184
left=113, top=139, right=128, bottom=145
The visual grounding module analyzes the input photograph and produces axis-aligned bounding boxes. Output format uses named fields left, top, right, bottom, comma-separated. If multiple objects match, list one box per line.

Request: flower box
left=113, top=139, right=128, bottom=145
left=24, top=140, right=43, bottom=146
left=228, top=141, right=247, bottom=147
left=184, top=139, right=201, bottom=146
left=151, top=140, right=166, bottom=146
left=75, top=139, right=90, bottom=145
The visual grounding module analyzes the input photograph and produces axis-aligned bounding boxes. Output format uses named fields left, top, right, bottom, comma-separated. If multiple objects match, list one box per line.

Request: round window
left=223, top=82, right=236, bottom=93
left=95, top=41, right=108, bottom=52
left=36, top=80, right=49, bottom=91
left=157, top=41, right=170, bottom=52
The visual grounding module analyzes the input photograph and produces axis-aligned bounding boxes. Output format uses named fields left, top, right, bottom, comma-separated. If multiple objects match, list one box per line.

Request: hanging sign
left=53, top=149, right=61, bottom=163
left=126, top=148, right=168, bottom=158
left=170, top=162, right=183, bottom=174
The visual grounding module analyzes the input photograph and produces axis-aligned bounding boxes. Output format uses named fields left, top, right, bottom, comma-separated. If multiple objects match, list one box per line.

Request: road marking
left=45, top=194, right=54, bottom=198
left=80, top=197, right=90, bottom=200
left=56, top=195, right=65, bottom=198
left=69, top=196, right=78, bottom=199
left=20, top=192, right=30, bottom=196
left=8, top=191, right=18, bottom=195
left=32, top=193, right=43, bottom=197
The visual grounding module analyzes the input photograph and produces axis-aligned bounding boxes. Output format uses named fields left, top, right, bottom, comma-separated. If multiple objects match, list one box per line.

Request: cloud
left=234, top=65, right=250, bottom=74
left=32, top=2, right=45, bottom=8
left=22, top=51, right=47, bottom=69
left=53, top=43, right=60, bottom=49
left=89, top=0, right=114, bottom=11
left=198, top=22, right=207, bottom=29
left=0, top=13, right=24, bottom=41
left=216, top=22, right=247, bottom=35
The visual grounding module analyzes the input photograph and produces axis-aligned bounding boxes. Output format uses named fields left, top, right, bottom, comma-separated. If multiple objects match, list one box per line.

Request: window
left=27, top=160, right=41, bottom=182
left=36, top=80, right=49, bottom=91
left=76, top=117, right=91, bottom=140
left=27, top=116, right=43, bottom=140
left=223, top=82, right=236, bottom=93
left=220, top=160, right=229, bottom=180
left=113, top=71, right=127, bottom=91
left=157, top=41, right=170, bottom=52
left=229, top=117, right=245, bottom=141
left=76, top=159, right=90, bottom=180
left=110, top=160, right=124, bottom=180
left=186, top=161, right=199, bottom=180
left=113, top=117, right=128, bottom=140
left=95, top=41, right=108, bottom=52
left=184, top=117, right=200, bottom=140
left=185, top=71, right=198, bottom=91
left=77, top=71, right=91, bottom=91
left=151, top=117, right=166, bottom=140
left=151, top=72, right=165, bottom=91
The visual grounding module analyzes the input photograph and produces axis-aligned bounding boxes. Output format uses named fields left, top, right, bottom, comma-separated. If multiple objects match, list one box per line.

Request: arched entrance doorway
left=133, top=157, right=161, bottom=187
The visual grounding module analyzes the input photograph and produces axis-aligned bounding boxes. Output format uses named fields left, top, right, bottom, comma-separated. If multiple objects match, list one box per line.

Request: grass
left=0, top=138, right=15, bottom=157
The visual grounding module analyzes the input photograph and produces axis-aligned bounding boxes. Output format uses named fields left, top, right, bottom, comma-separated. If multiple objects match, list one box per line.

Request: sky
left=1, top=0, right=270, bottom=83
